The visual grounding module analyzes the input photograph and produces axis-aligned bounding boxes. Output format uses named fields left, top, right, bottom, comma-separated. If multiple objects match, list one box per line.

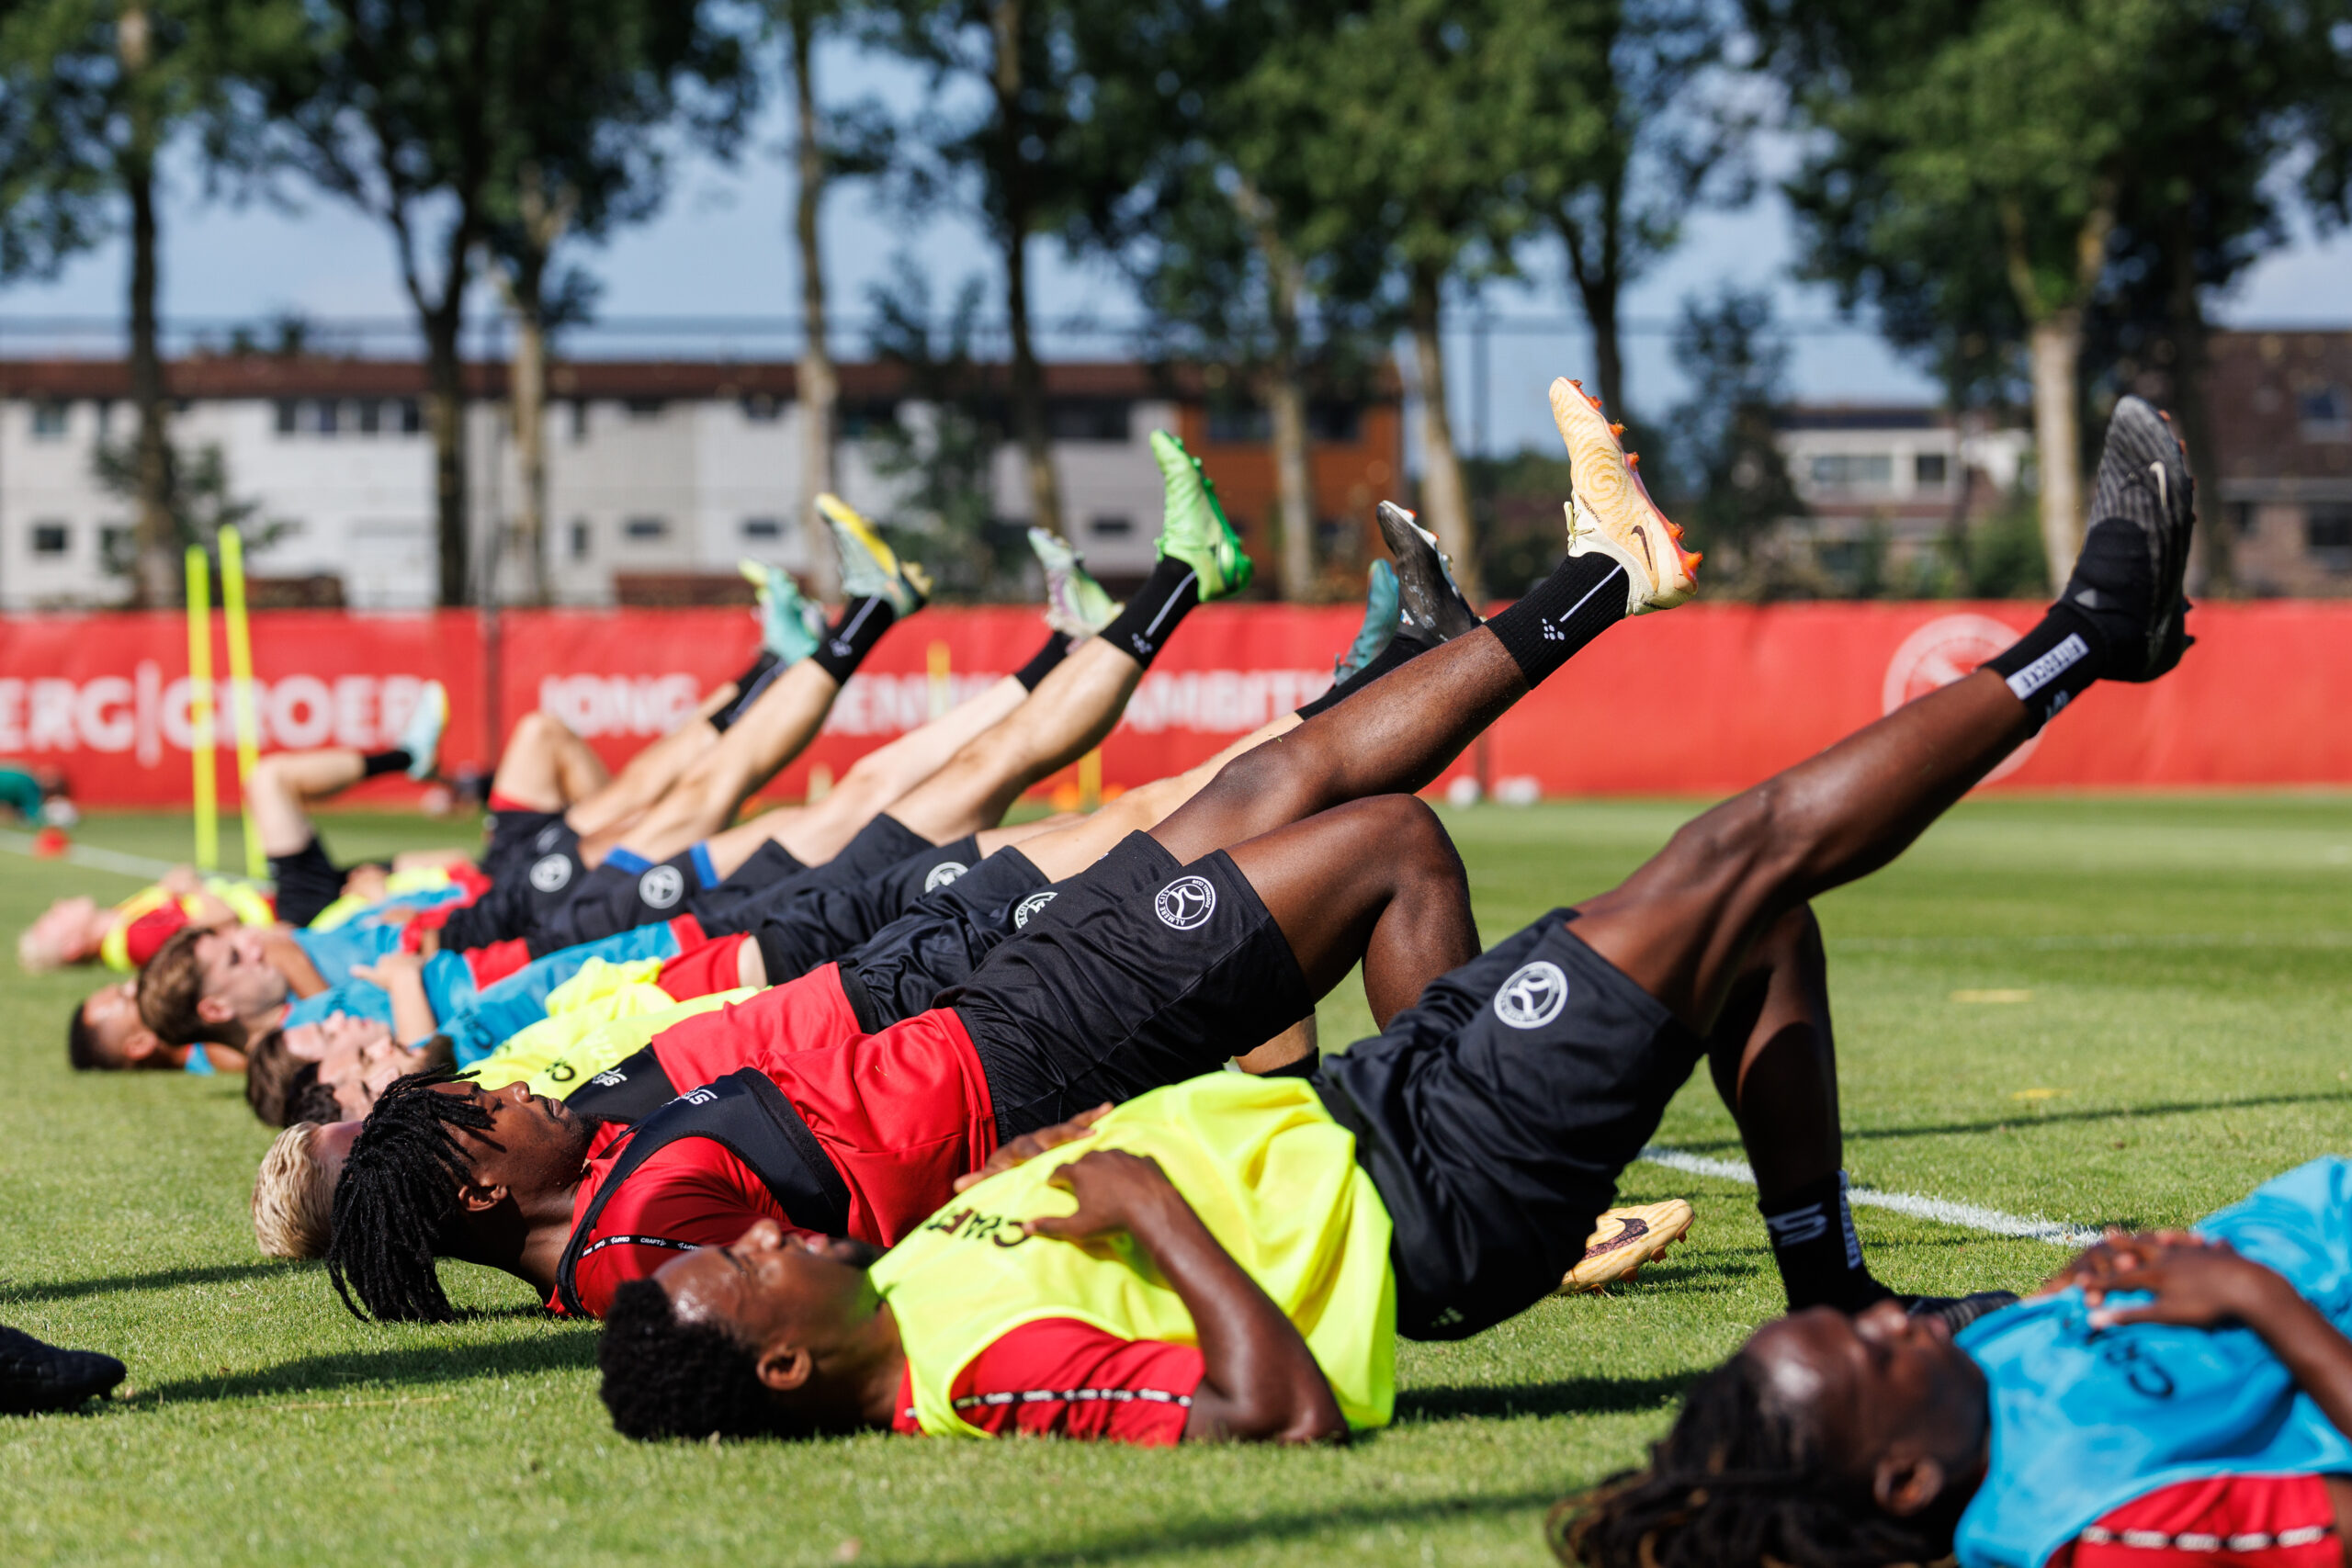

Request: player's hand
left=953, top=1104, right=1111, bottom=1192
left=2043, top=1228, right=2196, bottom=1298
left=1024, top=1149, right=1178, bottom=1243
left=353, top=951, right=426, bottom=987
left=2075, top=1233, right=2289, bottom=1331
left=160, top=864, right=204, bottom=895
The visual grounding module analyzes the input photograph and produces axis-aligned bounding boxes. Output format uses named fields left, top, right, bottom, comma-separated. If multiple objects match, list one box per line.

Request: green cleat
left=739, top=559, right=822, bottom=664
left=1028, top=527, right=1120, bottom=638
left=816, top=493, right=931, bottom=616
left=1335, top=559, right=1400, bottom=681
left=1148, top=430, right=1253, bottom=601
left=398, top=681, right=448, bottom=780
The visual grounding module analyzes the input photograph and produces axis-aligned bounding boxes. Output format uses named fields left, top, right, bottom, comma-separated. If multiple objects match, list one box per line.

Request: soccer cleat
left=739, top=558, right=822, bottom=664
left=2074, top=395, right=2197, bottom=682
left=1149, top=429, right=1253, bottom=601
left=1374, top=501, right=1483, bottom=641
left=1335, top=560, right=1401, bottom=681
left=1028, top=527, right=1120, bottom=639
left=816, top=493, right=931, bottom=616
left=1901, top=1290, right=2020, bottom=1334
left=399, top=681, right=447, bottom=781
left=1548, top=378, right=1701, bottom=615
left=0, top=1325, right=125, bottom=1416
left=1556, top=1199, right=1695, bottom=1294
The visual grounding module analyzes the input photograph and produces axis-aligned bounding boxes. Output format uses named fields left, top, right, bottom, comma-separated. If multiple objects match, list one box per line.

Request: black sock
left=1296, top=630, right=1435, bottom=719
left=709, top=651, right=782, bottom=733
left=1014, top=631, right=1073, bottom=692
left=1483, top=555, right=1627, bottom=689
left=810, top=596, right=898, bottom=685
left=1984, top=516, right=2151, bottom=731
left=1760, top=1171, right=1889, bottom=1313
left=361, top=750, right=411, bottom=779
left=1099, top=558, right=1200, bottom=669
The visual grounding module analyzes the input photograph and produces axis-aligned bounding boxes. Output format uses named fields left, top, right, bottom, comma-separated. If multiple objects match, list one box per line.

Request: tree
left=0, top=1, right=246, bottom=607
left=1663, top=286, right=1805, bottom=587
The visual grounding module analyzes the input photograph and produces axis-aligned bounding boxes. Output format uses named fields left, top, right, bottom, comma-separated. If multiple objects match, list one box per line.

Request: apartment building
left=2205, top=329, right=2352, bottom=596
left=1772, top=404, right=2035, bottom=578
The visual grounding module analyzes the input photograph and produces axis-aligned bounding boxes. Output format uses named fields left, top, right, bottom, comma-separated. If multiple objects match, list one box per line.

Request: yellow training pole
left=185, top=546, right=218, bottom=872
left=1079, top=746, right=1102, bottom=812
left=927, top=639, right=951, bottom=720
left=219, top=525, right=266, bottom=879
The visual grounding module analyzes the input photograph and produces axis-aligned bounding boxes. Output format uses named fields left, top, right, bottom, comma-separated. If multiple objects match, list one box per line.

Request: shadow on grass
left=1396, top=1371, right=1695, bottom=1424
left=915, top=1486, right=1569, bottom=1568
left=134, top=1325, right=598, bottom=1405
left=1, top=1260, right=287, bottom=1303
left=1667, top=1091, right=2349, bottom=1158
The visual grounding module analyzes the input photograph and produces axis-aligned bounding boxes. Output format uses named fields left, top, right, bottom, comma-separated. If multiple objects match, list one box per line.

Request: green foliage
left=1661, top=286, right=1807, bottom=580
left=1951, top=485, right=2053, bottom=600
left=88, top=435, right=292, bottom=576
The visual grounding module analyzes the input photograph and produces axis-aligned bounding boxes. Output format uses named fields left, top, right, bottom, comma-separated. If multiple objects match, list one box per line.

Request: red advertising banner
left=1, top=601, right=2344, bottom=808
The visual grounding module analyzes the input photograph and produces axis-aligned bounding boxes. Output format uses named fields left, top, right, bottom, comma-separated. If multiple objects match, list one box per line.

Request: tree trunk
left=2026, top=311, right=2086, bottom=590
left=1237, top=178, right=1316, bottom=599
left=424, top=305, right=469, bottom=605
left=992, top=0, right=1062, bottom=537
left=1557, top=190, right=1627, bottom=421
left=790, top=4, right=840, bottom=598
left=510, top=300, right=549, bottom=604
left=2164, top=211, right=2227, bottom=595
left=1408, top=268, right=1477, bottom=600
left=124, top=150, right=176, bottom=608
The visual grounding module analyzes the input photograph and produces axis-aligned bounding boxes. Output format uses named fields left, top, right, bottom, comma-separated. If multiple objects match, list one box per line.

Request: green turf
left=3, top=797, right=2350, bottom=1565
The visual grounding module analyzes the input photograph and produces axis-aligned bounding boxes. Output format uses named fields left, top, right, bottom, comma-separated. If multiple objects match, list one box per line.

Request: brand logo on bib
left=923, top=861, right=969, bottom=893
left=1154, top=875, right=1217, bottom=931
left=529, top=852, right=574, bottom=893
left=590, top=1067, right=628, bottom=1089
left=1494, top=960, right=1569, bottom=1029
left=1013, top=890, right=1057, bottom=930
left=638, top=864, right=685, bottom=909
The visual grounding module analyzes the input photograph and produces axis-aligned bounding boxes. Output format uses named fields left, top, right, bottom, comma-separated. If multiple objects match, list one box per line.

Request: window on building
left=741, top=517, right=784, bottom=542
left=94, top=401, right=113, bottom=438
left=569, top=519, right=593, bottom=560
left=1915, top=452, right=1949, bottom=488
left=1205, top=402, right=1272, bottom=445
left=312, top=400, right=340, bottom=435
left=2299, top=385, right=2350, bottom=442
left=276, top=400, right=300, bottom=435
left=2308, top=506, right=2352, bottom=570
left=741, top=394, right=784, bottom=423
left=1809, top=453, right=1894, bottom=491
left=1047, top=399, right=1133, bottom=443
left=398, top=399, right=423, bottom=435
left=839, top=400, right=900, bottom=440
left=30, top=521, right=70, bottom=557
left=1087, top=514, right=1135, bottom=538
left=357, top=400, right=382, bottom=435
left=570, top=400, right=590, bottom=442
left=1307, top=400, right=1363, bottom=444
left=624, top=398, right=667, bottom=421
left=623, top=516, right=670, bottom=542
left=30, top=401, right=69, bottom=439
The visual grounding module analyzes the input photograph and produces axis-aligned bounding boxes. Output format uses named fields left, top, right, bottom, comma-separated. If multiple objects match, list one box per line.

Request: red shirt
left=2061, top=1475, right=2339, bottom=1568
left=555, top=987, right=998, bottom=1317
left=121, top=903, right=190, bottom=968
left=889, top=1319, right=1204, bottom=1446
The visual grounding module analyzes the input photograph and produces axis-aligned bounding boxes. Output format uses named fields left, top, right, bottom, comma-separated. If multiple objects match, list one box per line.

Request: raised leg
left=486, top=710, right=616, bottom=818
left=245, top=749, right=364, bottom=858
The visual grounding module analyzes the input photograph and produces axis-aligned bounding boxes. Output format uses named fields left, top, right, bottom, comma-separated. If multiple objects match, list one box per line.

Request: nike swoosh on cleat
left=2149, top=461, right=2168, bottom=511
left=1633, top=530, right=1655, bottom=575
left=1586, top=1219, right=1652, bottom=1257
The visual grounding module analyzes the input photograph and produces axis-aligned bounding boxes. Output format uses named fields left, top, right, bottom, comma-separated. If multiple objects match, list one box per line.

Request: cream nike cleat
left=1555, top=1199, right=1695, bottom=1294
left=1548, top=377, right=1701, bottom=615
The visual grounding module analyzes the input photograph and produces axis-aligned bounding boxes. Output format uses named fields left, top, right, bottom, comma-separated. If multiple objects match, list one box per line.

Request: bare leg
left=1574, top=669, right=2031, bottom=1031
left=1022, top=716, right=1300, bottom=881
left=764, top=677, right=1031, bottom=866
left=484, top=711, right=616, bottom=817
left=561, top=683, right=742, bottom=838
left=246, top=750, right=365, bottom=858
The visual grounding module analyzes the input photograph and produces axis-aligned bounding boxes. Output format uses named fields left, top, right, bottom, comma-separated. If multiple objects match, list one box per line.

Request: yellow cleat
left=1547, top=378, right=1701, bottom=615
left=1555, top=1199, right=1695, bottom=1294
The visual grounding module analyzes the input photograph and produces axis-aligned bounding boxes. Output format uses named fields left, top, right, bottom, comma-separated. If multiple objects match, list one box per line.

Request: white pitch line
left=1639, top=1145, right=2103, bottom=1249
left=0, top=829, right=189, bottom=883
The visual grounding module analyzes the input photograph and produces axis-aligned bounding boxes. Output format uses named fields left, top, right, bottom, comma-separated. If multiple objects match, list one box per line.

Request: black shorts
left=1312, top=911, right=1702, bottom=1341
left=525, top=840, right=814, bottom=957
left=439, top=818, right=584, bottom=949
left=269, top=835, right=352, bottom=929
left=836, top=848, right=1050, bottom=1032
left=481, top=805, right=567, bottom=883
left=705, top=814, right=937, bottom=936
left=746, top=834, right=985, bottom=988
left=948, top=833, right=1312, bottom=1143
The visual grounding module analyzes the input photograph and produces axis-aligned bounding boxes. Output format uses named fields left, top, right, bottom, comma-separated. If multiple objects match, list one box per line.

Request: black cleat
left=0, top=1325, right=126, bottom=1416
left=2074, top=396, right=2196, bottom=682
left=1900, top=1291, right=2020, bottom=1335
left=1375, top=502, right=1483, bottom=643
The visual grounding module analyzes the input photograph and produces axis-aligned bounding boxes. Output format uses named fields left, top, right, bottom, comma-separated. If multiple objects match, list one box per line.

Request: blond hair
left=253, top=1122, right=335, bottom=1258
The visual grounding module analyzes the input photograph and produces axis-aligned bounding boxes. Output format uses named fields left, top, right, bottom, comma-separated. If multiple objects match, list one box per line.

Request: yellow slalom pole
left=1079, top=747, right=1102, bottom=811
left=186, top=546, right=218, bottom=872
left=927, top=640, right=952, bottom=719
left=219, top=526, right=266, bottom=879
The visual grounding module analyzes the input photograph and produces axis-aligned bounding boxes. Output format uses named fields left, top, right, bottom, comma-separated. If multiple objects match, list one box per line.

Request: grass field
left=3, top=796, right=2349, bottom=1566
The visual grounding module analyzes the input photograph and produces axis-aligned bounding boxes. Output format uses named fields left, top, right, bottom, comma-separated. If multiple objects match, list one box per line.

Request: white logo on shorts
left=535, top=824, right=566, bottom=852
left=529, top=852, right=574, bottom=894
left=1013, top=890, right=1057, bottom=930
left=1494, top=960, right=1569, bottom=1030
left=1154, top=875, right=1217, bottom=931
left=638, top=864, right=685, bottom=909
left=923, top=861, right=969, bottom=893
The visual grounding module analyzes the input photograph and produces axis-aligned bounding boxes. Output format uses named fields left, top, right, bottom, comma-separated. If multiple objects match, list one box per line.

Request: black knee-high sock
left=810, top=596, right=898, bottom=685
left=1759, top=1171, right=1889, bottom=1313
left=708, top=650, right=782, bottom=733
left=1013, top=631, right=1073, bottom=692
left=1482, top=554, right=1628, bottom=689
left=360, top=750, right=411, bottom=778
left=1296, top=630, right=1435, bottom=719
left=1983, top=517, right=2154, bottom=731
left=1099, top=558, right=1200, bottom=669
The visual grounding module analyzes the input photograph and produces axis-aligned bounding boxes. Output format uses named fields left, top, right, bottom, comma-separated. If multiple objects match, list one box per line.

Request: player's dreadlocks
left=324, top=1068, right=490, bottom=1324
left=1549, top=1352, right=1959, bottom=1568
left=600, top=1279, right=818, bottom=1442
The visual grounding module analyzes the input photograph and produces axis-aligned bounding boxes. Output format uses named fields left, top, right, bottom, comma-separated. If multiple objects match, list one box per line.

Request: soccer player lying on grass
left=587, top=389, right=2199, bottom=1449
left=321, top=381, right=1690, bottom=1325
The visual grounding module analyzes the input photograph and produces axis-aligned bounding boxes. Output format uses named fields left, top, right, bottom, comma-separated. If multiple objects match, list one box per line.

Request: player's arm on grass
left=353, top=953, right=439, bottom=1046
left=1024, top=1149, right=1346, bottom=1446
left=2065, top=1231, right=2352, bottom=1441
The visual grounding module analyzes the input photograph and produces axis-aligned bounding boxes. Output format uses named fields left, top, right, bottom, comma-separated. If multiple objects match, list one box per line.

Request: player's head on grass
left=598, top=1219, right=889, bottom=1441
left=67, top=977, right=170, bottom=1070
left=1553, top=1298, right=1985, bottom=1568
left=248, top=1012, right=418, bottom=1127
left=253, top=1119, right=360, bottom=1258
left=139, top=924, right=289, bottom=1048
left=325, top=1069, right=596, bottom=1322
left=19, top=894, right=108, bottom=972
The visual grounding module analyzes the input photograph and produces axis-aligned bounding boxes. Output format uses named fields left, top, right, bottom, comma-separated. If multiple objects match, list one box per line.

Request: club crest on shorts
left=1013, top=890, right=1057, bottom=929
left=1155, top=874, right=1217, bottom=931
left=1494, top=960, right=1569, bottom=1029
left=923, top=861, right=969, bottom=893
left=638, top=863, right=685, bottom=909
left=530, top=852, right=574, bottom=894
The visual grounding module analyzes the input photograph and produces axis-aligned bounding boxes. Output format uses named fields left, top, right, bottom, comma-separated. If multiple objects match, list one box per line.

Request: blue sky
left=2, top=41, right=2346, bottom=457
